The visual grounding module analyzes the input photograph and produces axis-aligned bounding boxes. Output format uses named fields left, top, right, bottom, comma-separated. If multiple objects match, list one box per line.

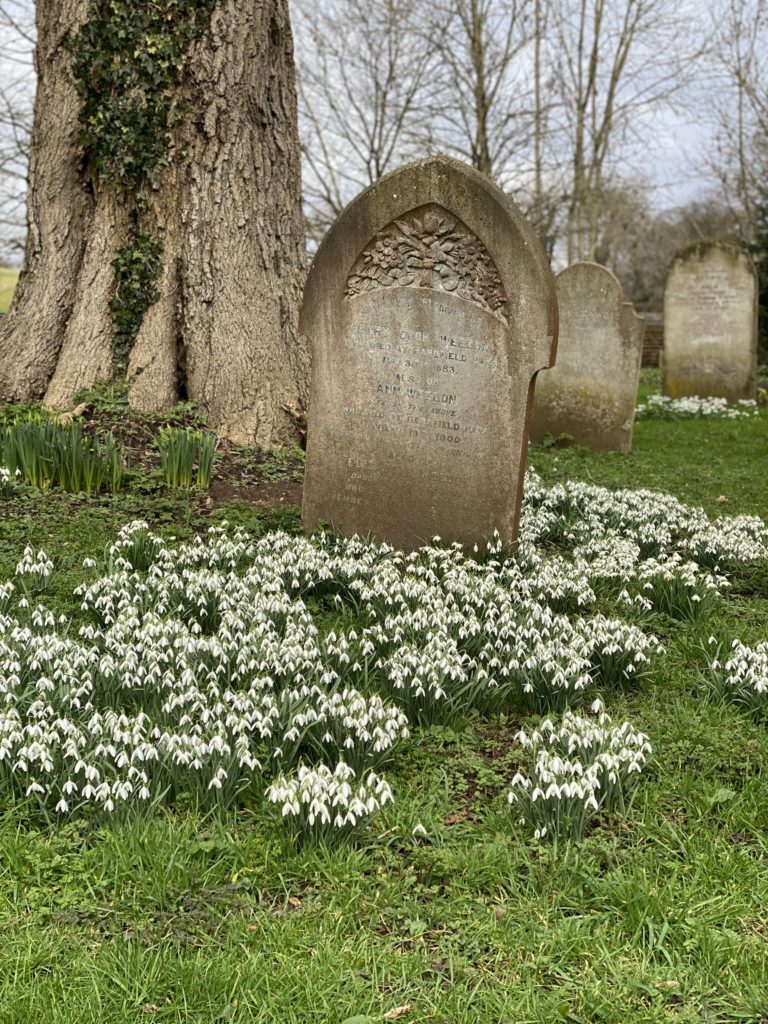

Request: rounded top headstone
left=531, top=259, right=643, bottom=454
left=556, top=260, right=625, bottom=296
left=663, top=239, right=757, bottom=402
left=301, top=156, right=558, bottom=551
left=668, top=238, right=755, bottom=273
left=303, top=155, right=558, bottom=358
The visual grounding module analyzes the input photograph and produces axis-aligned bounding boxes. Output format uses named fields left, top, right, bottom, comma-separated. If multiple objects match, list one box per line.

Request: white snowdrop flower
left=510, top=708, right=651, bottom=840
left=707, top=639, right=768, bottom=712
left=0, top=491, right=758, bottom=833
left=636, top=394, right=758, bottom=421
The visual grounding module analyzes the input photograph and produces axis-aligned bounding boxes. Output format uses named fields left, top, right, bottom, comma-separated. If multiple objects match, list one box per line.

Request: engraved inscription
left=345, top=204, right=508, bottom=323
left=671, top=268, right=747, bottom=345
left=336, top=289, right=503, bottom=515
left=301, top=155, right=558, bottom=552
left=663, top=244, right=756, bottom=402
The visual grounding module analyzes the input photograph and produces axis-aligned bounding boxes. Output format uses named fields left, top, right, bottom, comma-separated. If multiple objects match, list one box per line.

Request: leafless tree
left=294, top=0, right=436, bottom=246
left=295, top=0, right=713, bottom=266
left=706, top=0, right=768, bottom=241
left=295, top=0, right=560, bottom=245
left=526, top=0, right=561, bottom=249
left=424, top=0, right=536, bottom=188
left=548, top=0, right=702, bottom=263
left=0, top=0, right=34, bottom=262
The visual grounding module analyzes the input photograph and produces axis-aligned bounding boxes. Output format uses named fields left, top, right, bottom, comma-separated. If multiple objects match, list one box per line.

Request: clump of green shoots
left=157, top=427, right=217, bottom=489
left=0, top=416, right=124, bottom=494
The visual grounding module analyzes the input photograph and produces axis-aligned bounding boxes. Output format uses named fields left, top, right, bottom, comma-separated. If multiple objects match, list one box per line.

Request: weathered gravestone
left=530, top=262, right=644, bottom=453
left=663, top=241, right=757, bottom=402
left=301, top=156, right=558, bottom=551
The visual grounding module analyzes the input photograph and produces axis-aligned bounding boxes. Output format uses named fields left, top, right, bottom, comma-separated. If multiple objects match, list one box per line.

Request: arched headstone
left=663, top=241, right=757, bottom=402
left=301, top=156, right=557, bottom=551
left=530, top=262, right=644, bottom=453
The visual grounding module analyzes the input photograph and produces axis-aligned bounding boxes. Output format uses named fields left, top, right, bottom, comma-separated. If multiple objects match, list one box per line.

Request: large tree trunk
left=0, top=0, right=91, bottom=401
left=0, top=0, right=308, bottom=447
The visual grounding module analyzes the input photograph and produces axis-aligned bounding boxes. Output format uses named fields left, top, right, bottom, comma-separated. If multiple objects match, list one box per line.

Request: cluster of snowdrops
left=1, top=469, right=766, bottom=844
left=635, top=394, right=759, bottom=420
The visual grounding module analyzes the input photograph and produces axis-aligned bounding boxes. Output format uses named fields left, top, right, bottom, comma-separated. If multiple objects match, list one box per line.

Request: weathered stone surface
left=530, top=262, right=644, bottom=453
left=301, top=156, right=558, bottom=552
left=663, top=241, right=757, bottom=402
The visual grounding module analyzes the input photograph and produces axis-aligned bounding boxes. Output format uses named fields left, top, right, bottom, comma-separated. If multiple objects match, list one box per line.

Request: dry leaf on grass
left=384, top=1005, right=412, bottom=1020
left=57, top=402, right=89, bottom=426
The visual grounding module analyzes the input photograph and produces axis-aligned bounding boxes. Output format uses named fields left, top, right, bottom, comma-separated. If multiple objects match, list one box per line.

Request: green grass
left=529, top=377, right=768, bottom=519
left=0, top=267, right=18, bottom=313
left=1, top=398, right=768, bottom=1023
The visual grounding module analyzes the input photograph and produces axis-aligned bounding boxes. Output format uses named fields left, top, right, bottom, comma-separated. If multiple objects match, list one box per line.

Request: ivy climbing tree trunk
left=0, top=0, right=308, bottom=447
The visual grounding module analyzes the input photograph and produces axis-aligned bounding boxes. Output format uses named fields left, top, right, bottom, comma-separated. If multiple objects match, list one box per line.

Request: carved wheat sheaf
left=345, top=203, right=508, bottom=323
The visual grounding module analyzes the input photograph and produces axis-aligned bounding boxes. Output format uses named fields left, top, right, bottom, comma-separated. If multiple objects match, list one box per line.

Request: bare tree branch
left=422, top=0, right=536, bottom=185
left=547, top=0, right=705, bottom=262
left=293, top=0, right=436, bottom=247
left=704, top=0, right=768, bottom=241
left=0, top=0, right=34, bottom=261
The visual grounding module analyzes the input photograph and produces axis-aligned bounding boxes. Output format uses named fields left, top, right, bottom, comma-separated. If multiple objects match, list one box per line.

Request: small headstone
left=663, top=241, right=757, bottom=402
left=301, top=156, right=557, bottom=551
left=530, top=262, right=644, bottom=453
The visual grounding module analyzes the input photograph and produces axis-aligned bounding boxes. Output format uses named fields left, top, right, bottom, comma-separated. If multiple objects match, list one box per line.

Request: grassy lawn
left=0, top=267, right=18, bottom=313
left=1, top=384, right=767, bottom=1024
left=529, top=411, right=768, bottom=519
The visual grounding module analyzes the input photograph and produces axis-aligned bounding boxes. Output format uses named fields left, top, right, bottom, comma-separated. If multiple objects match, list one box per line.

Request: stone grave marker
left=301, top=156, right=558, bottom=551
left=663, top=241, right=757, bottom=402
left=530, top=262, right=644, bottom=453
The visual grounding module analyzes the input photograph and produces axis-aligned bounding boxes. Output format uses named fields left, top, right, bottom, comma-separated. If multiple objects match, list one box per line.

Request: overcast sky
left=0, top=0, right=745, bottom=264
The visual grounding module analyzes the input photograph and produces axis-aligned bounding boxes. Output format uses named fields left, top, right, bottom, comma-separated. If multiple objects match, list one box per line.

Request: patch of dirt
left=72, top=402, right=306, bottom=511
left=208, top=478, right=303, bottom=508
left=473, top=719, right=524, bottom=767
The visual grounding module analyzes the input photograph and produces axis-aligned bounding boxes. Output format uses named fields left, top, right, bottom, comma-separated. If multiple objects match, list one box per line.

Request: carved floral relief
left=345, top=203, right=508, bottom=322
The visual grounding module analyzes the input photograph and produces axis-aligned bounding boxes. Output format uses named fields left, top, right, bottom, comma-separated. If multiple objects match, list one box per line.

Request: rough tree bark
left=0, top=0, right=90, bottom=401
left=0, top=0, right=308, bottom=447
